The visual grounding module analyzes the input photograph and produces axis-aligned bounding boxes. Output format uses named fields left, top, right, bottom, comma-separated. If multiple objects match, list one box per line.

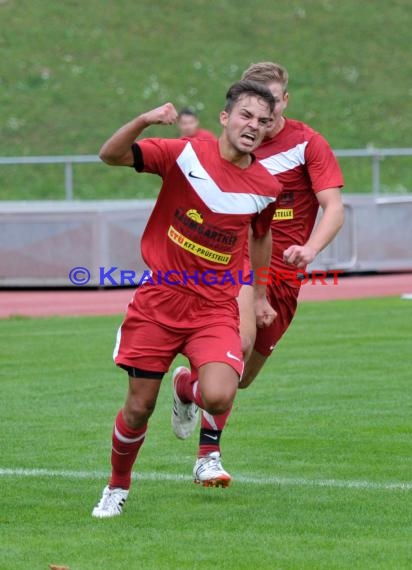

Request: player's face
left=177, top=115, right=199, bottom=137
left=220, top=95, right=273, bottom=154
left=266, top=81, right=288, bottom=134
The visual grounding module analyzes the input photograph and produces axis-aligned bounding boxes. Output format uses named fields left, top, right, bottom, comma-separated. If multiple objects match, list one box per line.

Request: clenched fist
left=283, top=244, right=317, bottom=268
left=141, top=102, right=178, bottom=127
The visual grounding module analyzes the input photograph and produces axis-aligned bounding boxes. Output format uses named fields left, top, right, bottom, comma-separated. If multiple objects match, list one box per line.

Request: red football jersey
left=256, top=118, right=344, bottom=283
left=136, top=138, right=282, bottom=300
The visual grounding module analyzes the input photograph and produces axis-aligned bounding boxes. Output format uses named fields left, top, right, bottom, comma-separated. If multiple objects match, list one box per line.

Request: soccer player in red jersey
left=177, top=107, right=216, bottom=141
left=189, top=62, right=344, bottom=486
left=91, top=80, right=283, bottom=517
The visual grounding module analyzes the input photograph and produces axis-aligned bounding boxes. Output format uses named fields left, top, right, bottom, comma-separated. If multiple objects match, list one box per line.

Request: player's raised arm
left=99, top=102, right=178, bottom=166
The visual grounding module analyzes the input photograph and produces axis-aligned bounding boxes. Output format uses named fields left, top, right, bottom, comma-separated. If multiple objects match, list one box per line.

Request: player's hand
left=283, top=244, right=317, bottom=268
left=255, top=296, right=277, bottom=328
left=142, top=103, right=178, bottom=126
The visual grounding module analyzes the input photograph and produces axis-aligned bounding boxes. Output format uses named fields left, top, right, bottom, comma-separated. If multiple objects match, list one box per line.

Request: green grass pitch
left=1, top=297, right=412, bottom=569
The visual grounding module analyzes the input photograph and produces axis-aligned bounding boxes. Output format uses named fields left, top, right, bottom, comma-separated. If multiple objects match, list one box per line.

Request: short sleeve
left=305, top=134, right=344, bottom=192
left=251, top=202, right=277, bottom=238
left=135, top=138, right=185, bottom=177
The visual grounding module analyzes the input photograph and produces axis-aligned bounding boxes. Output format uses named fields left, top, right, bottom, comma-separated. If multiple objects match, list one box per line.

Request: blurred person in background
left=177, top=107, right=216, bottom=141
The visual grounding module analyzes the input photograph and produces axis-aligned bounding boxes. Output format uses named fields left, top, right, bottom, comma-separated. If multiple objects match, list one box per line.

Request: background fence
left=1, top=149, right=412, bottom=286
left=1, top=148, right=412, bottom=200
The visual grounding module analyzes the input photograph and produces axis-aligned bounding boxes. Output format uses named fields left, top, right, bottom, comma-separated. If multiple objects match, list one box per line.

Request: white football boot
left=193, top=451, right=232, bottom=487
left=92, top=485, right=129, bottom=518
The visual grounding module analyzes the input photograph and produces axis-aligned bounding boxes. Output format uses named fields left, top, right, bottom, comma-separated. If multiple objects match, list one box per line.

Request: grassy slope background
left=1, top=0, right=412, bottom=198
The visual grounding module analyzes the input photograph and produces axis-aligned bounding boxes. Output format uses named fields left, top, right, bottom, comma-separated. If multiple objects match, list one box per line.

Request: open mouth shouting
left=240, top=132, right=257, bottom=146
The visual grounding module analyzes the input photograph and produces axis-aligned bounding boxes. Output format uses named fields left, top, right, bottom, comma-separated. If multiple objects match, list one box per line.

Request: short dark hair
left=224, top=80, right=275, bottom=114
left=178, top=107, right=197, bottom=119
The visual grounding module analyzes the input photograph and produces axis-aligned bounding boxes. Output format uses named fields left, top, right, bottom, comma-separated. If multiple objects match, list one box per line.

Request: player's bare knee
left=204, top=401, right=231, bottom=415
left=201, top=393, right=233, bottom=415
left=123, top=399, right=155, bottom=427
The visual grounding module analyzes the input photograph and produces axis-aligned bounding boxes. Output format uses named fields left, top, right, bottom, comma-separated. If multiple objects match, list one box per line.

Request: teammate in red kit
left=186, top=62, right=344, bottom=486
left=177, top=107, right=216, bottom=141
left=92, top=80, right=283, bottom=517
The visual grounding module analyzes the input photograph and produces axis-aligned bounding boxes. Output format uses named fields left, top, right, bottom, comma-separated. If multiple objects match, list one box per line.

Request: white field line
left=1, top=467, right=411, bottom=491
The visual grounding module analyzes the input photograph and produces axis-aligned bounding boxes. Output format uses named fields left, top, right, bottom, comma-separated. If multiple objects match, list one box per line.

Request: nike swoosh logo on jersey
left=177, top=142, right=276, bottom=214
left=203, top=433, right=218, bottom=440
left=188, top=170, right=207, bottom=180
left=226, top=351, right=241, bottom=362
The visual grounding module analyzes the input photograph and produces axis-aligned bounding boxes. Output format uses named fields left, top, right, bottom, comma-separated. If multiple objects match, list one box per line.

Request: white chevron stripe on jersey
left=176, top=142, right=275, bottom=214
left=259, top=141, right=309, bottom=175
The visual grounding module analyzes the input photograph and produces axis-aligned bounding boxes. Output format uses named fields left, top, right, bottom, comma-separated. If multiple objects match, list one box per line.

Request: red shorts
left=113, top=284, right=243, bottom=376
left=254, top=279, right=300, bottom=357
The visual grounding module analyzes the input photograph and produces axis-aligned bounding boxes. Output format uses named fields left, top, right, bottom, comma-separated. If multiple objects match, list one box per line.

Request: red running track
left=1, top=273, right=412, bottom=319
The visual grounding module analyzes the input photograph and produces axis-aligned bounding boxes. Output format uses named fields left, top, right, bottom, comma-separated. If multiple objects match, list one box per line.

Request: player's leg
left=197, top=361, right=239, bottom=413
left=172, top=362, right=234, bottom=469
left=180, top=284, right=254, bottom=461
left=93, top=286, right=181, bottom=517
left=238, top=349, right=269, bottom=388
left=183, top=284, right=254, bottom=473
left=92, top=370, right=163, bottom=518
left=186, top=281, right=300, bottom=481
left=174, top=323, right=243, bottom=486
left=239, top=281, right=299, bottom=388
left=174, top=362, right=238, bottom=487
left=193, top=362, right=238, bottom=487
left=109, top=370, right=163, bottom=488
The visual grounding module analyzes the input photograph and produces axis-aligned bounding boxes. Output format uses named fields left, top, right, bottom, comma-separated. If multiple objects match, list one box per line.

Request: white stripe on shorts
left=112, top=325, right=122, bottom=361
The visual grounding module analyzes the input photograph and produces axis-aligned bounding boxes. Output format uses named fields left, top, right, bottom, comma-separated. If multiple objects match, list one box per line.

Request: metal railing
left=1, top=148, right=412, bottom=200
left=0, top=154, right=98, bottom=201
left=333, top=147, right=412, bottom=196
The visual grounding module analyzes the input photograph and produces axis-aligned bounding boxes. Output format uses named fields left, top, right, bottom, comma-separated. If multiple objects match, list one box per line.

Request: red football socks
left=109, top=410, right=147, bottom=490
left=175, top=368, right=205, bottom=408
